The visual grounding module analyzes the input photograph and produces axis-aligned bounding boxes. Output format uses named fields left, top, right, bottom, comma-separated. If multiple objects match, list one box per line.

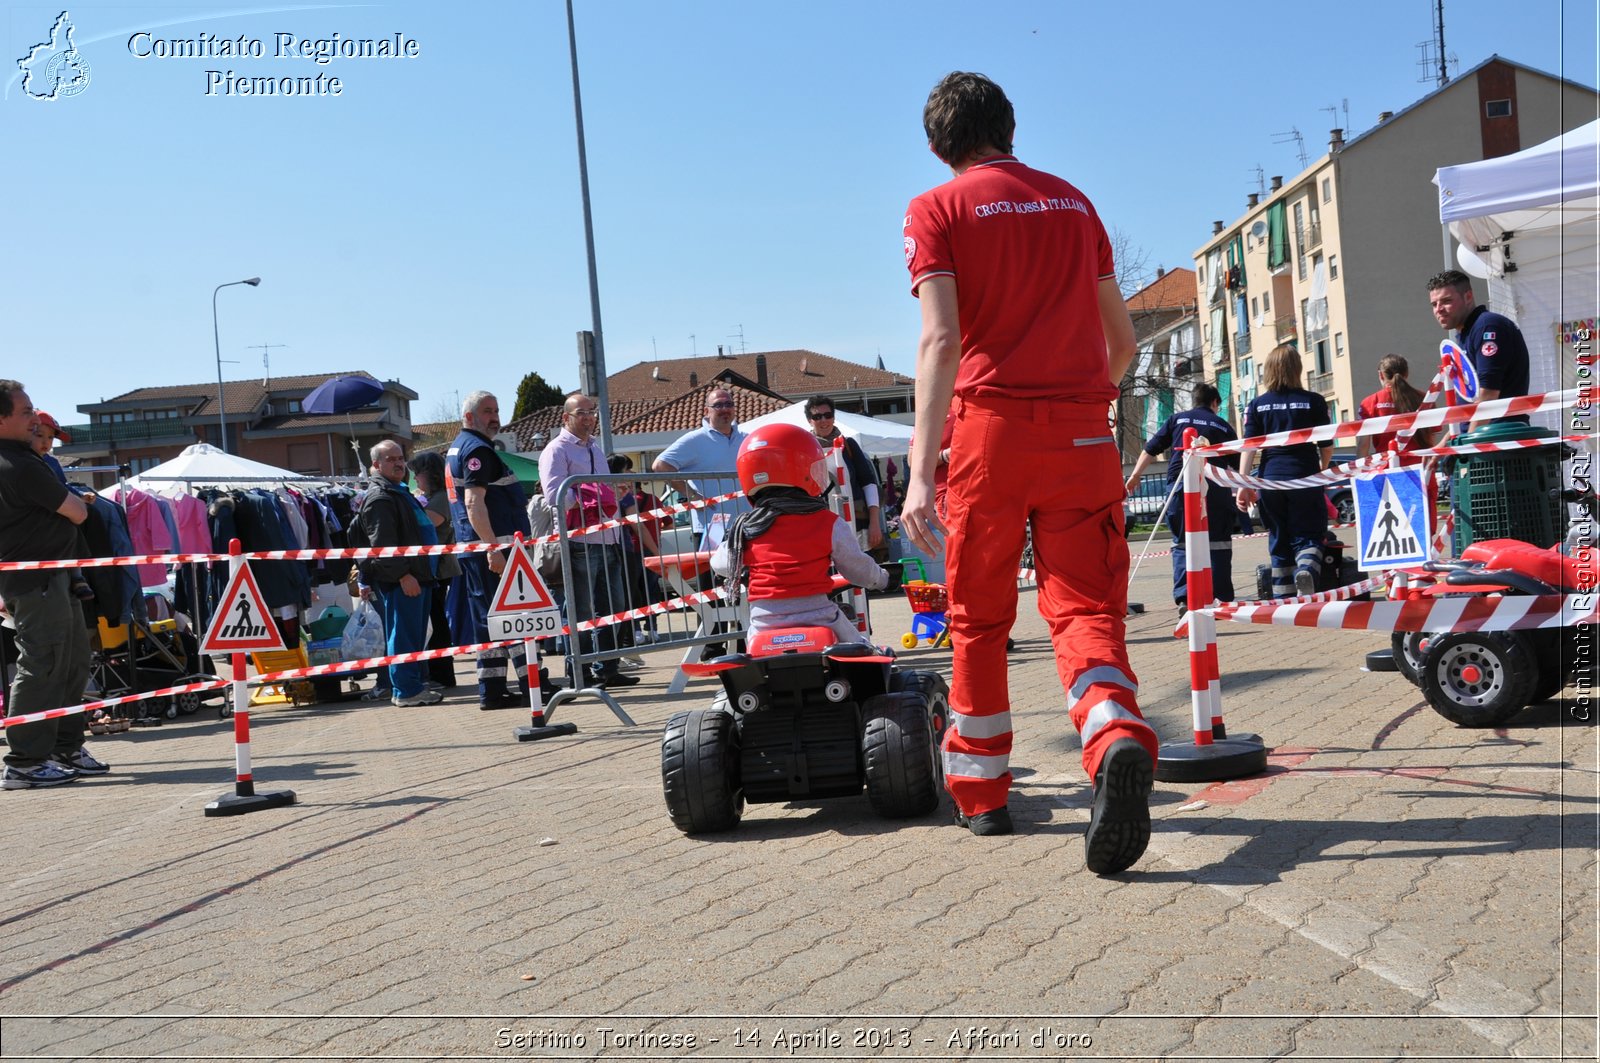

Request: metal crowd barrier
left=543, top=470, right=750, bottom=716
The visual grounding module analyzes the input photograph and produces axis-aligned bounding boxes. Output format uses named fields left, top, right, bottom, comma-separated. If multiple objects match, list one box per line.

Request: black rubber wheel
left=661, top=708, right=743, bottom=834
left=861, top=692, right=940, bottom=818
left=1419, top=631, right=1536, bottom=727
left=1527, top=628, right=1578, bottom=703
left=1391, top=631, right=1434, bottom=687
left=891, top=670, right=949, bottom=793
left=162, top=697, right=179, bottom=719
left=174, top=690, right=204, bottom=716
left=1333, top=493, right=1356, bottom=525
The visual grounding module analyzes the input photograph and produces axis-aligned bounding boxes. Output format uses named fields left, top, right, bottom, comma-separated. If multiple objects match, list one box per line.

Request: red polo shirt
left=904, top=155, right=1116, bottom=403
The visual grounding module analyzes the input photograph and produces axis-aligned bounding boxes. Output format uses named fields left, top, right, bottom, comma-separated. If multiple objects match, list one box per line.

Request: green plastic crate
left=1451, top=423, right=1566, bottom=554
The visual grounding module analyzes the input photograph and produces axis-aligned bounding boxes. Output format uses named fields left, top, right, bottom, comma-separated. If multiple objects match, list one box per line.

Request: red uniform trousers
left=942, top=396, right=1160, bottom=815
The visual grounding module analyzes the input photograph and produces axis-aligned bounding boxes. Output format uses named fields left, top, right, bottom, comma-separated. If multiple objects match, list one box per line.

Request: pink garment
left=164, top=491, right=213, bottom=553
left=105, top=485, right=175, bottom=587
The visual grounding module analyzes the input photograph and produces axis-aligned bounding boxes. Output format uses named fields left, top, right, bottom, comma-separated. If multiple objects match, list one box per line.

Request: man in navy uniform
left=446, top=391, right=533, bottom=710
left=1124, top=383, right=1240, bottom=613
left=1428, top=269, right=1530, bottom=422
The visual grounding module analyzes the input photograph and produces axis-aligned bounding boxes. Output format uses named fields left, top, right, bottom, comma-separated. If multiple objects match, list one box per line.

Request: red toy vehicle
left=660, top=624, right=950, bottom=835
left=1393, top=486, right=1596, bottom=727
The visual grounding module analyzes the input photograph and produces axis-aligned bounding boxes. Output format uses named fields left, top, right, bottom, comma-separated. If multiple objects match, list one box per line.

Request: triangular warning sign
left=1361, top=476, right=1423, bottom=566
left=489, top=540, right=559, bottom=613
left=202, top=563, right=286, bottom=653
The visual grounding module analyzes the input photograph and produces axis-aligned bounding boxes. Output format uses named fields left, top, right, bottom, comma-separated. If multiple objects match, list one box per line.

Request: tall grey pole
left=567, top=0, right=613, bottom=454
left=212, top=277, right=260, bottom=453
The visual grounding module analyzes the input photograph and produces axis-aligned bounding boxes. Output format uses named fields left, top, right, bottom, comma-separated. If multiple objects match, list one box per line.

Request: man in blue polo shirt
left=1428, top=269, right=1529, bottom=421
left=651, top=386, right=751, bottom=545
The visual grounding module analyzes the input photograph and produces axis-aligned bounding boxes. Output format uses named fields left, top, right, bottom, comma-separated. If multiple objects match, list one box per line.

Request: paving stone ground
left=0, top=535, right=1594, bottom=1061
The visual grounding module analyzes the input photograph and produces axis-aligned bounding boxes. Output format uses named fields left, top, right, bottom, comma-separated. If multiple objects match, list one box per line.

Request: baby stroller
left=87, top=599, right=217, bottom=729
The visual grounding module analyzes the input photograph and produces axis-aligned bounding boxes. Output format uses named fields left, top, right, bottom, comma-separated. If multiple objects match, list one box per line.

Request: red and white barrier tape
left=1395, top=361, right=1450, bottom=452
left=1209, top=593, right=1594, bottom=632
left=1, top=678, right=230, bottom=728
left=1204, top=454, right=1388, bottom=491
left=0, top=491, right=747, bottom=572
left=1173, top=574, right=1384, bottom=636
left=1196, top=388, right=1576, bottom=457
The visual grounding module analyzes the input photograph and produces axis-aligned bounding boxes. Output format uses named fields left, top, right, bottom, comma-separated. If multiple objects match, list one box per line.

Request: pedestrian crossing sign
left=1354, top=467, right=1430, bottom=571
left=202, top=563, right=286, bottom=653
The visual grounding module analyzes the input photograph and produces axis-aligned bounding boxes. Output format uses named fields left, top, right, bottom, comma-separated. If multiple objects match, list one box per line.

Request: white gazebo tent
left=1435, top=119, right=1600, bottom=426
left=126, top=443, right=328, bottom=490
left=739, top=402, right=913, bottom=458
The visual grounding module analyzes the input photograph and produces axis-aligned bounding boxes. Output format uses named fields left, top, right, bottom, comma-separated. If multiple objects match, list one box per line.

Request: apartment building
left=1194, top=56, right=1598, bottom=428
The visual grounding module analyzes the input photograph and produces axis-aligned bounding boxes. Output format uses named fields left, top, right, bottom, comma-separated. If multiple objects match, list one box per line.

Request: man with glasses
left=355, top=440, right=441, bottom=706
left=539, top=393, right=638, bottom=690
left=652, top=386, right=751, bottom=545
left=805, top=395, right=884, bottom=559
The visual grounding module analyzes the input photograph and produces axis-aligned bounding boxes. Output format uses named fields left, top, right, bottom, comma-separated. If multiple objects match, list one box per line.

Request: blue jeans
left=374, top=582, right=430, bottom=699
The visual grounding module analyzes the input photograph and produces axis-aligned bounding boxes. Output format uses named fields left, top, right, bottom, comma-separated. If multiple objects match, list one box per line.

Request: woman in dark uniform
left=1235, top=345, right=1332, bottom=597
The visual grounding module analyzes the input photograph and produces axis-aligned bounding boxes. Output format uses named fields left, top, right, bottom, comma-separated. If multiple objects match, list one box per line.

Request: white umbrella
left=741, top=401, right=913, bottom=458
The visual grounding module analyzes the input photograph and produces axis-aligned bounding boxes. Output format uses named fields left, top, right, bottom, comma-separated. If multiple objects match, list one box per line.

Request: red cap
left=35, top=411, right=70, bottom=443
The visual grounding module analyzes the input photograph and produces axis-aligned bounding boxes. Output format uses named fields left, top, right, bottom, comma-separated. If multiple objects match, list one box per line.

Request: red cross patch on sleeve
left=1481, top=342, right=1498, bottom=357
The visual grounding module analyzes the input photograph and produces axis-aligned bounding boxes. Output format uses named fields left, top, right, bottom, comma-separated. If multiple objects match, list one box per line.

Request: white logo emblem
left=17, top=11, right=91, bottom=101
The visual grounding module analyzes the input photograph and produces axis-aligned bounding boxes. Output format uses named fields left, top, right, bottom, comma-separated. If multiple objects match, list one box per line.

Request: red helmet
left=737, top=423, right=827, bottom=497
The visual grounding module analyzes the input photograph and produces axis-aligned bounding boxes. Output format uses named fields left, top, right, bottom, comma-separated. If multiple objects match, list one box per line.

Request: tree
left=1109, top=225, right=1155, bottom=300
left=512, top=372, right=565, bottom=422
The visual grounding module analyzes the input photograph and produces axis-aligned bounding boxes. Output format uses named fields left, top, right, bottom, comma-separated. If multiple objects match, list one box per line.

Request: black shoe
left=478, top=692, right=521, bottom=711
left=952, top=803, right=1013, bottom=836
left=591, top=671, right=640, bottom=689
left=1084, top=738, right=1153, bottom=876
left=700, top=643, right=728, bottom=661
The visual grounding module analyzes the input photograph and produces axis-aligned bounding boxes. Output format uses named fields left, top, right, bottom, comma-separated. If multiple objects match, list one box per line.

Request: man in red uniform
left=898, top=72, right=1157, bottom=875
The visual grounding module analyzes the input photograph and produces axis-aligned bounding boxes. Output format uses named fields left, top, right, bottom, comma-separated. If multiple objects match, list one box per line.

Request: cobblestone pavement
left=0, top=535, right=1594, bottom=1061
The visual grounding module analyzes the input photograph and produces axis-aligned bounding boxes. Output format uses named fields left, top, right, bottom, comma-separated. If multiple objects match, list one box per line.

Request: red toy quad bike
left=660, top=626, right=950, bottom=834
left=1393, top=486, right=1596, bottom=727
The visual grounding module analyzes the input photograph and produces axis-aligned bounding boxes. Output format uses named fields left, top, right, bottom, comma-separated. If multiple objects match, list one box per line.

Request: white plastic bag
left=340, top=599, right=385, bottom=661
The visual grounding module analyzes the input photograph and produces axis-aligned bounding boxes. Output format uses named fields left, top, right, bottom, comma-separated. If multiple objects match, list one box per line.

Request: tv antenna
left=1271, top=127, right=1308, bottom=168
left=1416, top=0, right=1455, bottom=87
left=728, top=323, right=747, bottom=355
left=1249, top=165, right=1265, bottom=196
left=1320, top=100, right=1349, bottom=131
left=248, top=343, right=287, bottom=385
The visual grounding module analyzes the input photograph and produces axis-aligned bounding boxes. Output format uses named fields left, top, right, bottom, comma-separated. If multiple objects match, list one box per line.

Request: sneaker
left=362, top=686, right=393, bottom=702
left=952, top=802, right=1013, bottom=836
left=3, top=762, right=79, bottom=789
left=618, top=655, right=647, bottom=671
left=392, top=689, right=444, bottom=707
left=1293, top=570, right=1317, bottom=595
left=1084, top=738, right=1154, bottom=876
left=54, top=747, right=109, bottom=775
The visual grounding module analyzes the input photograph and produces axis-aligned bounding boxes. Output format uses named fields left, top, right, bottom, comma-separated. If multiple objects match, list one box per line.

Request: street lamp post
left=213, top=277, right=261, bottom=453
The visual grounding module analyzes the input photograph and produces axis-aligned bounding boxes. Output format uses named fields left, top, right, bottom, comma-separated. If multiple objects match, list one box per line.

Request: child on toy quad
left=711, top=422, right=889, bottom=645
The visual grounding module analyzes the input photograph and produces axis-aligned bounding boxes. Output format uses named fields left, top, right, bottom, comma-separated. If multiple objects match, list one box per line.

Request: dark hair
left=0, top=380, right=21, bottom=419
left=1192, top=382, right=1221, bottom=408
left=1427, top=269, right=1472, bottom=294
left=923, top=72, right=1015, bottom=166
left=804, top=394, right=836, bottom=419
left=607, top=453, right=632, bottom=474
left=409, top=449, right=446, bottom=493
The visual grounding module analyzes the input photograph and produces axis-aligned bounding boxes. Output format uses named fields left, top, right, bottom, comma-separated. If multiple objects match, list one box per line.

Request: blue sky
left=3, top=0, right=1596, bottom=430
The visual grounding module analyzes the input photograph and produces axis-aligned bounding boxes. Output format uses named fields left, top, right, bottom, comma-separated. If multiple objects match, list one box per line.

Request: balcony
left=1306, top=221, right=1322, bottom=249
left=1235, top=329, right=1253, bottom=355
left=58, top=419, right=195, bottom=447
left=1307, top=371, right=1335, bottom=396
left=1274, top=315, right=1299, bottom=344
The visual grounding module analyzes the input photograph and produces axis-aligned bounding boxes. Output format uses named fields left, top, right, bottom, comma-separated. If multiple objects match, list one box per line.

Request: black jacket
left=354, top=482, right=433, bottom=587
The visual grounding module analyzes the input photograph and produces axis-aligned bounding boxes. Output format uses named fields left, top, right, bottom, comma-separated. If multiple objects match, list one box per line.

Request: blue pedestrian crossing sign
left=1354, top=467, right=1431, bottom=571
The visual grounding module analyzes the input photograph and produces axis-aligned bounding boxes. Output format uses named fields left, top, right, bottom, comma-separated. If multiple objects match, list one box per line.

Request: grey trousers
left=4, top=573, right=89, bottom=766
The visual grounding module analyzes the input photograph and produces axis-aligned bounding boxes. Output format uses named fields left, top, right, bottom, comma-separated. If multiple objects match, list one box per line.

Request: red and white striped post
left=1156, top=432, right=1268, bottom=783
left=1180, top=429, right=1221, bottom=744
left=204, top=540, right=296, bottom=817
left=829, top=438, right=871, bottom=641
